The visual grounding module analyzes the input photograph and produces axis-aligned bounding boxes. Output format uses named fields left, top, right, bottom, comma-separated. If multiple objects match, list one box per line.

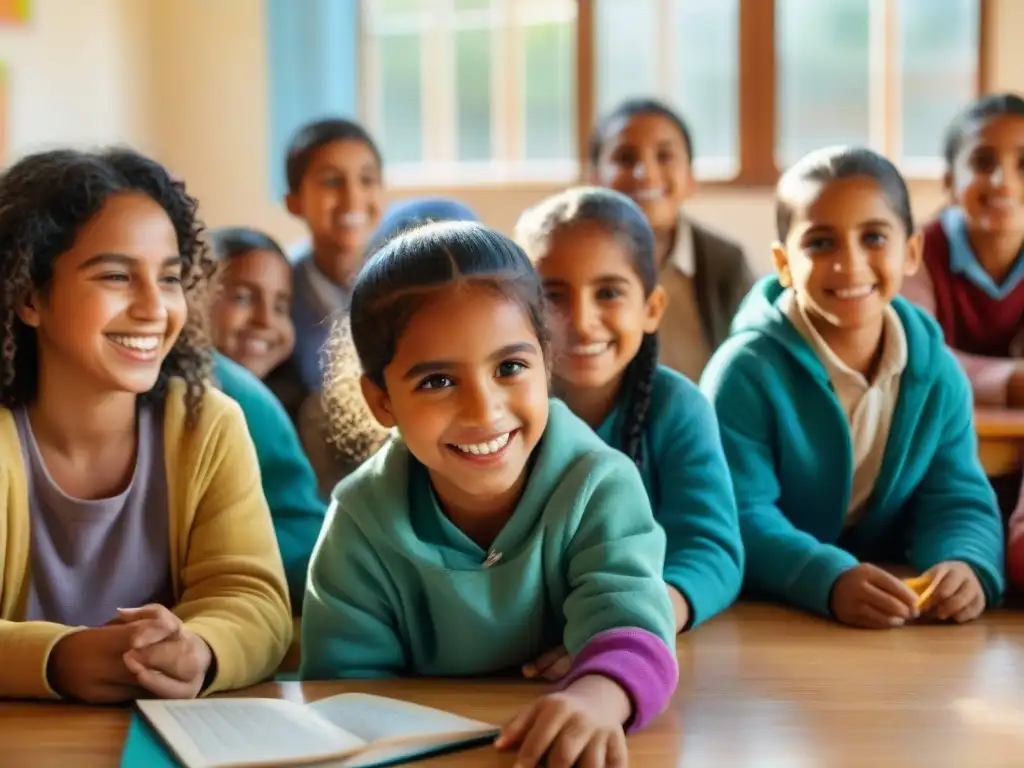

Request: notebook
left=127, top=693, right=499, bottom=768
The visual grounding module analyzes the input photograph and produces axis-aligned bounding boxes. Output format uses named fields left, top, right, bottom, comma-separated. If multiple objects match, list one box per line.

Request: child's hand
left=522, top=645, right=572, bottom=682
left=918, top=561, right=986, bottom=623
left=115, top=604, right=213, bottom=699
left=47, top=625, right=147, bottom=703
left=495, top=675, right=629, bottom=767
left=831, top=563, right=920, bottom=628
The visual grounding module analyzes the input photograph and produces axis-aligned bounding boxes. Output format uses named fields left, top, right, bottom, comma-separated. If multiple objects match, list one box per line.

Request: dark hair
left=346, top=221, right=548, bottom=389
left=775, top=146, right=914, bottom=241
left=285, top=117, right=383, bottom=194
left=516, top=186, right=658, bottom=469
left=207, top=226, right=289, bottom=264
left=587, top=97, right=694, bottom=169
left=943, top=92, right=1024, bottom=170
left=365, top=197, right=478, bottom=258
left=0, top=147, right=216, bottom=422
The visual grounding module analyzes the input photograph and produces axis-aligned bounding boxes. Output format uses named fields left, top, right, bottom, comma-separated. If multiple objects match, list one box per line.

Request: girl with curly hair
left=0, top=148, right=292, bottom=704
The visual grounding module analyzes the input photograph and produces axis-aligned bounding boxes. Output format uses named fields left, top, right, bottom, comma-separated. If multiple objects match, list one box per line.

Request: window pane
left=455, top=28, right=492, bottom=161
left=595, top=1, right=739, bottom=177
left=595, top=0, right=659, bottom=114
left=378, top=33, right=423, bottom=164
left=522, top=20, right=574, bottom=161
left=673, top=0, right=739, bottom=175
left=776, top=0, right=870, bottom=167
left=377, top=0, right=424, bottom=14
left=900, top=0, right=979, bottom=160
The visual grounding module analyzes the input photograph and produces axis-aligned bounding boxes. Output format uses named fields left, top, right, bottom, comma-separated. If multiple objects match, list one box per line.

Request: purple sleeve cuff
left=558, top=628, right=678, bottom=733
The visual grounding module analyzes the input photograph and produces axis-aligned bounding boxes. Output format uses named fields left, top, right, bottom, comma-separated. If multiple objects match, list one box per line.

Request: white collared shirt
left=780, top=290, right=908, bottom=525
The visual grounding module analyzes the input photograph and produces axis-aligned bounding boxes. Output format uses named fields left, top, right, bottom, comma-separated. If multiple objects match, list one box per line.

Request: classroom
left=1, top=0, right=1024, bottom=766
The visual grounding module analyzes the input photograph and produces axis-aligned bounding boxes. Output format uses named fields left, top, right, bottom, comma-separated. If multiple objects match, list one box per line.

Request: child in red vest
left=902, top=92, right=1024, bottom=591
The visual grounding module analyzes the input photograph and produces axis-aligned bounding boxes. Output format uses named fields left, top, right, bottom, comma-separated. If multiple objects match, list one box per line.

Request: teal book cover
left=120, top=713, right=181, bottom=768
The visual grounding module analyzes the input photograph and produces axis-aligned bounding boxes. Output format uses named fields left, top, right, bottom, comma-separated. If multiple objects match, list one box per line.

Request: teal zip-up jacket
left=699, top=276, right=1005, bottom=617
left=300, top=399, right=677, bottom=682
left=596, top=365, right=743, bottom=627
left=213, top=353, right=326, bottom=607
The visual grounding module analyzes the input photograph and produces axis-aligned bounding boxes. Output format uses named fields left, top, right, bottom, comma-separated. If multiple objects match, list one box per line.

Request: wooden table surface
left=4, top=603, right=1024, bottom=767
left=975, top=408, right=1024, bottom=477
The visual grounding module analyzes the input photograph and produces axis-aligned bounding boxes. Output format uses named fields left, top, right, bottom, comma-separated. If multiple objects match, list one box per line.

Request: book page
left=309, top=694, right=497, bottom=744
left=137, top=698, right=367, bottom=768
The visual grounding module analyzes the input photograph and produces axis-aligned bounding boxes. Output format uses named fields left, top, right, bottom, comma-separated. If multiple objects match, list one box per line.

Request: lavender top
left=17, top=404, right=173, bottom=627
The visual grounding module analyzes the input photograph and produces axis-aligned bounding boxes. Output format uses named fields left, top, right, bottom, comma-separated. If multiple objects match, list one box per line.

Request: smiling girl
left=701, top=146, right=1004, bottom=628
left=301, top=221, right=677, bottom=768
left=0, top=148, right=291, bottom=703
left=588, top=98, right=754, bottom=381
left=516, top=187, right=742, bottom=657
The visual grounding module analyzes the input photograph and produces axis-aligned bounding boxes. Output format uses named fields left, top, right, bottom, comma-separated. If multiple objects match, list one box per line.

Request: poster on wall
left=0, top=0, right=30, bottom=25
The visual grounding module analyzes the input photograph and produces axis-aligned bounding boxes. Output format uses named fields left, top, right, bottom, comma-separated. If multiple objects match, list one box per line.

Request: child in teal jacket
left=516, top=186, right=743, bottom=638
left=213, top=352, right=325, bottom=607
left=301, top=221, right=677, bottom=765
left=701, top=146, right=1004, bottom=628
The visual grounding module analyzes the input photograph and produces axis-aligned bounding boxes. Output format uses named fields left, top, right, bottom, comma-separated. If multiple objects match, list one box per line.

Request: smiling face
left=947, top=113, right=1024, bottom=238
left=536, top=222, right=665, bottom=398
left=286, top=139, right=384, bottom=285
left=17, top=192, right=187, bottom=396
left=211, top=249, right=296, bottom=378
left=593, top=112, right=694, bottom=234
left=773, top=175, right=922, bottom=335
left=360, top=283, right=549, bottom=517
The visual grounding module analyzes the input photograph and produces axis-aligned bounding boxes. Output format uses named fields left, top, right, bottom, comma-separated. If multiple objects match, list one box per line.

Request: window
left=775, top=0, right=981, bottom=175
left=595, top=0, right=740, bottom=180
left=592, top=0, right=982, bottom=184
left=360, top=0, right=578, bottom=185
left=350, top=0, right=984, bottom=187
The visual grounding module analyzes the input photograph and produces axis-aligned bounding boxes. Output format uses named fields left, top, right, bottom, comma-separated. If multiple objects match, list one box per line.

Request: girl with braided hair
left=516, top=186, right=743, bottom=678
left=0, top=148, right=291, bottom=704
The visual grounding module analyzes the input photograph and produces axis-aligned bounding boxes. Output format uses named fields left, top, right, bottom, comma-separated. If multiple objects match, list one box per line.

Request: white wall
left=0, top=0, right=155, bottom=156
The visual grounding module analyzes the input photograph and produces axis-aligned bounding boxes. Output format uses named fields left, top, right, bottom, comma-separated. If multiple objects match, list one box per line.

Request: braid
left=619, top=332, right=659, bottom=469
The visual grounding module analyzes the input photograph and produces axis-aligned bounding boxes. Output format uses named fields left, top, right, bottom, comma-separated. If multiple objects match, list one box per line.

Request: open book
left=134, top=693, right=499, bottom=768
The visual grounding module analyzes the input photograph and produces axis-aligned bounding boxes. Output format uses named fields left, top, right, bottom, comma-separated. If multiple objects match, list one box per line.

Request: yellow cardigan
left=0, top=379, right=293, bottom=699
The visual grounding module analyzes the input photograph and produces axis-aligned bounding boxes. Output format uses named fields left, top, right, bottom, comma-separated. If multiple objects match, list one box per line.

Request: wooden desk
left=4, top=604, right=1024, bottom=767
left=976, top=408, right=1024, bottom=476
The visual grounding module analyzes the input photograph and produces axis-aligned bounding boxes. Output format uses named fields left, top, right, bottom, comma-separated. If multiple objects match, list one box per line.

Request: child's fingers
left=494, top=704, right=538, bottom=751
left=862, top=582, right=916, bottom=620
left=852, top=602, right=906, bottom=629
left=934, top=580, right=976, bottom=621
left=514, top=709, right=571, bottom=768
left=128, top=640, right=203, bottom=683
left=951, top=593, right=986, bottom=624
left=604, top=731, right=628, bottom=768
left=130, top=664, right=196, bottom=700
left=523, top=646, right=566, bottom=679
left=577, top=734, right=607, bottom=768
left=545, top=718, right=592, bottom=768
left=867, top=569, right=921, bottom=609
left=538, top=653, right=573, bottom=682
left=125, top=619, right=182, bottom=650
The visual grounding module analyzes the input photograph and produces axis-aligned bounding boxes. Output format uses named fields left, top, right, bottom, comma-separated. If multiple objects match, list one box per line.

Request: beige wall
left=2, top=0, right=1023, bottom=274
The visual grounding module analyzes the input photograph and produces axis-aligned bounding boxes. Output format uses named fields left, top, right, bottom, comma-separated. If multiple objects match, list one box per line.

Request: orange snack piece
left=904, top=575, right=938, bottom=609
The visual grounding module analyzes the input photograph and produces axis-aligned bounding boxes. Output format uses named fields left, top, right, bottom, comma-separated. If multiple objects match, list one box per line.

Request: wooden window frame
left=360, top=0, right=988, bottom=190
left=579, top=0, right=989, bottom=188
